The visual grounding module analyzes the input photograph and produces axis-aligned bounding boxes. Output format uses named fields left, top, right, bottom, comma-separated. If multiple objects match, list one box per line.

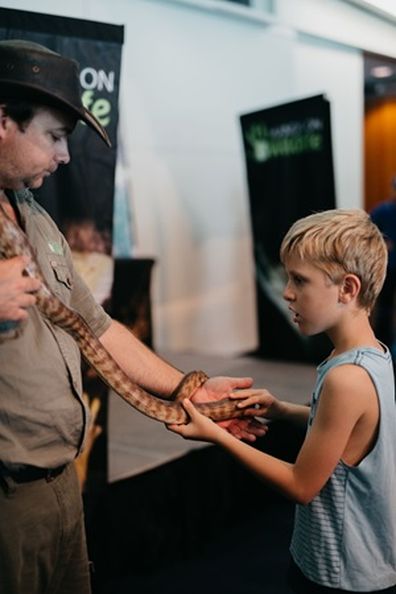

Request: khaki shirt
left=0, top=190, right=111, bottom=468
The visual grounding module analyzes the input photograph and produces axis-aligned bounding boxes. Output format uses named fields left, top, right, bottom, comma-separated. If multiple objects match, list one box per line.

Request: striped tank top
left=290, top=346, right=396, bottom=591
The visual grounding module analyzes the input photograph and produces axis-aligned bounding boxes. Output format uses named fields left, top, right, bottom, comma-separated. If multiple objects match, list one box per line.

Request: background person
left=370, top=175, right=396, bottom=356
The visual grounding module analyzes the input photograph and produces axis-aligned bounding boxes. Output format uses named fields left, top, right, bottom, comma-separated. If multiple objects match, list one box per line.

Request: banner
left=0, top=7, right=123, bottom=239
left=240, top=95, right=336, bottom=363
left=0, top=7, right=124, bottom=491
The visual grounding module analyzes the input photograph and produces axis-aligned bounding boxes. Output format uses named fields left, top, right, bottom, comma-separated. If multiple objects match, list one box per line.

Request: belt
left=0, top=463, right=66, bottom=483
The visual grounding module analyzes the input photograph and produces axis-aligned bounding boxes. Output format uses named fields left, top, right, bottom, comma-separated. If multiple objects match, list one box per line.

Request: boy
left=169, top=209, right=396, bottom=593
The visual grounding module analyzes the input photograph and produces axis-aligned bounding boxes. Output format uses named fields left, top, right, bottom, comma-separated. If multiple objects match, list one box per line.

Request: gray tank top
left=290, top=346, right=396, bottom=591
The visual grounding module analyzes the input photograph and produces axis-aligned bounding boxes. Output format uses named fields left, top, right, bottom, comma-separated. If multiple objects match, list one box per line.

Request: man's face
left=0, top=105, right=75, bottom=191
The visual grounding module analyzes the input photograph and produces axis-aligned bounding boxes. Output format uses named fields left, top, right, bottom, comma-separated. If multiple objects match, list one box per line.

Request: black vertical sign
left=240, top=95, right=336, bottom=363
left=0, top=7, right=123, bottom=240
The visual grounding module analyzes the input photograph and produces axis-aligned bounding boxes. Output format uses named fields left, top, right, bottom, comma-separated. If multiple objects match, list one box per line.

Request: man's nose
left=56, top=138, right=70, bottom=165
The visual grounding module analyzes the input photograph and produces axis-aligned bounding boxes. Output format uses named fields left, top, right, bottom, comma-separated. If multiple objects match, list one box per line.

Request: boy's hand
left=168, top=398, right=224, bottom=443
left=229, top=388, right=283, bottom=420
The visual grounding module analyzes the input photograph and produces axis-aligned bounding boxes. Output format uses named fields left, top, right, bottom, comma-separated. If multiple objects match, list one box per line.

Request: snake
left=0, top=202, right=246, bottom=425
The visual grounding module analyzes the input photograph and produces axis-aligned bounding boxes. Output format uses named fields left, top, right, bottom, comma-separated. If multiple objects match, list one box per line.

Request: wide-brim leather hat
left=0, top=39, right=111, bottom=147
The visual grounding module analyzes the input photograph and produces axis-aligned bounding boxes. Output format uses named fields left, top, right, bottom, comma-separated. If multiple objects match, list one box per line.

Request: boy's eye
left=292, top=275, right=305, bottom=285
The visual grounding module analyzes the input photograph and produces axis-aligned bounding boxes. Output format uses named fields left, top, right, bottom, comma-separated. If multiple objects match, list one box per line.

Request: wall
left=1, top=0, right=395, bottom=354
left=293, top=35, right=364, bottom=209
left=365, top=100, right=396, bottom=210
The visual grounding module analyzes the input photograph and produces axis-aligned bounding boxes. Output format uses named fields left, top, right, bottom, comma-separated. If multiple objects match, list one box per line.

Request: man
left=0, top=40, right=263, bottom=594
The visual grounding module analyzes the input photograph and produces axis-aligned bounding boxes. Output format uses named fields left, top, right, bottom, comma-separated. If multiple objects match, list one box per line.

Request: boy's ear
left=338, top=274, right=361, bottom=304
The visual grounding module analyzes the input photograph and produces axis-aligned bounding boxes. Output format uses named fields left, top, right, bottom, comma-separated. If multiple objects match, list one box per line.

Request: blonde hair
left=280, top=209, right=388, bottom=311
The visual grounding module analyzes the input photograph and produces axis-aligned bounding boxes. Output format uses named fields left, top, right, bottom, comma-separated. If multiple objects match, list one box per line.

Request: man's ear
left=0, top=106, right=17, bottom=142
left=0, top=105, right=9, bottom=138
left=338, top=274, right=361, bottom=304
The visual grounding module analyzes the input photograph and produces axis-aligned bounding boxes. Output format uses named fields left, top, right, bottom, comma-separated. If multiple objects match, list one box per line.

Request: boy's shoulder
left=324, top=362, right=373, bottom=391
left=317, top=362, right=378, bottom=429
left=320, top=349, right=381, bottom=402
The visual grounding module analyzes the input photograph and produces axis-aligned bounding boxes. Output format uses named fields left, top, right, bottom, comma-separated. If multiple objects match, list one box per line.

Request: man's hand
left=0, top=256, right=40, bottom=322
left=192, top=376, right=268, bottom=442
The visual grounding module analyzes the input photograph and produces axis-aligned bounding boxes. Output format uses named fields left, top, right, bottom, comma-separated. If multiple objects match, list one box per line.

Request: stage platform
left=108, top=351, right=316, bottom=482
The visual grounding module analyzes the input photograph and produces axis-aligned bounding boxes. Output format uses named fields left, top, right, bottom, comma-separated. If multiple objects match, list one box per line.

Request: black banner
left=240, top=95, right=336, bottom=363
left=0, top=7, right=123, bottom=243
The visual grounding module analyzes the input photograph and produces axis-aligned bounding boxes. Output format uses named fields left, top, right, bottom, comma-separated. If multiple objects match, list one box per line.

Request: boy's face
left=0, top=105, right=75, bottom=191
left=283, top=255, right=342, bottom=336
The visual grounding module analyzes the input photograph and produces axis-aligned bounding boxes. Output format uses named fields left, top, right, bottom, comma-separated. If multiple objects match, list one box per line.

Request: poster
left=240, top=95, right=336, bottom=363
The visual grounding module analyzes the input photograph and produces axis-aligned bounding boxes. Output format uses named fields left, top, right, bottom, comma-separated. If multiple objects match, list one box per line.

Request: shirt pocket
left=48, top=255, right=73, bottom=302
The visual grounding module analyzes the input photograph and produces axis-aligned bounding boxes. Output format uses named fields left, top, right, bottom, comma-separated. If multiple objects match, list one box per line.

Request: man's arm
left=170, top=364, right=375, bottom=503
left=99, top=320, right=265, bottom=440
left=99, top=319, right=183, bottom=397
left=99, top=320, right=254, bottom=402
left=0, top=256, right=40, bottom=322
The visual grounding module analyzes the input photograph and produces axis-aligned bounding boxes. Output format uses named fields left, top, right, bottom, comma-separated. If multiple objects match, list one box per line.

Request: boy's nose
left=283, top=282, right=294, bottom=301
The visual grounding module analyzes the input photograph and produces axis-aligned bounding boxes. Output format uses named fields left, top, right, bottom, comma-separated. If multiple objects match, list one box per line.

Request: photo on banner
left=240, top=94, right=336, bottom=363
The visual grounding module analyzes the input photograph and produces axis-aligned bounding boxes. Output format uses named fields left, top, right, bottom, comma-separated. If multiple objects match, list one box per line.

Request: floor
left=99, top=499, right=296, bottom=594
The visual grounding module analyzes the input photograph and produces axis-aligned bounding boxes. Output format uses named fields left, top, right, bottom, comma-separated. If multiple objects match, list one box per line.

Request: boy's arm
left=279, top=402, right=311, bottom=427
left=230, top=389, right=310, bottom=428
left=170, top=364, right=375, bottom=504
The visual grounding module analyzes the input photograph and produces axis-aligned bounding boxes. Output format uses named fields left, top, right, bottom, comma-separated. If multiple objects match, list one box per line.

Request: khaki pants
left=0, top=463, right=91, bottom=594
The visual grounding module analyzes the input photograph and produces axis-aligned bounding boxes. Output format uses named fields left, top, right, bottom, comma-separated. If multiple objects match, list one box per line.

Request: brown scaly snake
left=0, top=202, right=246, bottom=424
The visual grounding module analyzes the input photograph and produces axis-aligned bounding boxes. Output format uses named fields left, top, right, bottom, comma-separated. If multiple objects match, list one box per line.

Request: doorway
left=364, top=51, right=396, bottom=212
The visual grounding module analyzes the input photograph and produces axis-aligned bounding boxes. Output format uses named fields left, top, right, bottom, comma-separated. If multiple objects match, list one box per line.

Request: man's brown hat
left=0, top=39, right=111, bottom=147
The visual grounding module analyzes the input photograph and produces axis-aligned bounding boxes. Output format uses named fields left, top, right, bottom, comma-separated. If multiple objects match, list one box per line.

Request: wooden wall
left=365, top=99, right=396, bottom=212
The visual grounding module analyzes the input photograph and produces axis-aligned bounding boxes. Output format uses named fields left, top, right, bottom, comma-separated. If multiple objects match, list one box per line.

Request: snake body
left=0, top=203, right=245, bottom=424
